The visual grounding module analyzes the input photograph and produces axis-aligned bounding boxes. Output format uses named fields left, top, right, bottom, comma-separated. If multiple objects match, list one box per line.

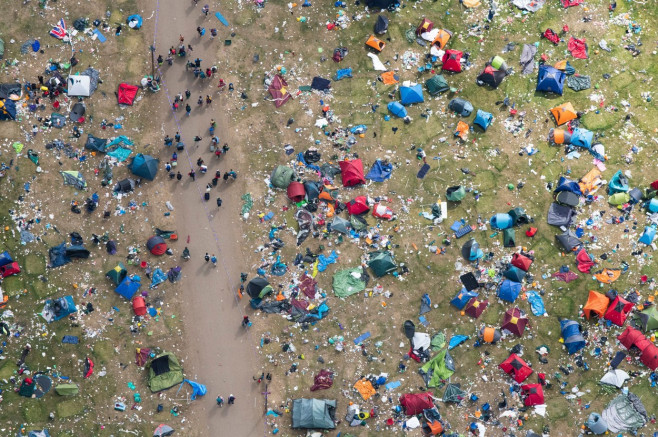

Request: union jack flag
left=50, top=18, right=68, bottom=40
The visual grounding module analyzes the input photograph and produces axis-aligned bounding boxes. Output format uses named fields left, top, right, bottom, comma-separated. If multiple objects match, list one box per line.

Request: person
left=179, top=34, right=185, bottom=43
left=209, top=125, right=214, bottom=136
left=176, top=92, right=183, bottom=102
left=185, top=104, right=191, bottom=116
left=172, top=101, right=179, bottom=112
left=187, top=44, right=194, bottom=52
left=194, top=136, right=203, bottom=145
left=204, top=253, right=210, bottom=263
left=172, top=151, right=178, bottom=162
left=197, top=96, right=203, bottom=107
left=205, top=68, right=212, bottom=78
left=216, top=395, right=224, bottom=407
left=206, top=95, right=212, bottom=106
left=215, top=170, right=221, bottom=179
left=115, top=24, right=122, bottom=36
left=188, top=169, right=196, bottom=180
left=210, top=28, right=217, bottom=39
left=194, top=58, right=202, bottom=68
left=185, top=89, right=191, bottom=100
left=218, top=78, right=226, bottom=89
left=197, top=26, right=203, bottom=36
left=176, top=171, right=182, bottom=181
left=157, top=54, right=163, bottom=66
left=254, top=372, right=264, bottom=383
left=206, top=183, right=212, bottom=192
left=166, top=54, right=173, bottom=65
left=202, top=4, right=209, bottom=15
left=165, top=162, right=172, bottom=173
left=200, top=164, right=208, bottom=174
left=210, top=254, right=217, bottom=266
left=169, top=46, right=177, bottom=55
left=175, top=132, right=181, bottom=142
left=222, top=144, right=229, bottom=154
left=210, top=119, right=217, bottom=129
left=211, top=136, right=219, bottom=147
left=197, top=157, right=204, bottom=167
left=228, top=394, right=236, bottom=405
left=241, top=316, right=250, bottom=328
left=216, top=197, right=222, bottom=207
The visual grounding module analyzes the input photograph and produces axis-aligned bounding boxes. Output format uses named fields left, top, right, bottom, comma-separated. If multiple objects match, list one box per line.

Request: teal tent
left=367, top=251, right=397, bottom=277
left=129, top=154, right=159, bottom=180
left=425, top=74, right=449, bottom=95
left=446, top=185, right=466, bottom=201
left=291, top=399, right=336, bottom=429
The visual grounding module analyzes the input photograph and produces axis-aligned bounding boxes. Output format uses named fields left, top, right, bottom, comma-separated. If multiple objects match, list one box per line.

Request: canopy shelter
left=464, top=297, right=488, bottom=318
left=106, top=262, right=127, bottom=285
left=536, top=65, right=565, bottom=94
left=268, top=74, right=291, bottom=108
left=147, top=352, right=184, bottom=392
left=560, top=319, right=586, bottom=354
left=130, top=154, right=159, bottom=180
left=551, top=102, right=577, bottom=125
left=115, top=276, right=140, bottom=300
left=500, top=353, right=532, bottom=382
left=339, top=159, right=366, bottom=187
left=246, top=277, right=273, bottom=299
left=367, top=251, right=397, bottom=277
left=521, top=384, right=544, bottom=406
left=583, top=290, right=609, bottom=320
left=147, top=236, right=167, bottom=255
left=501, top=307, right=528, bottom=337
left=291, top=398, right=336, bottom=429
left=604, top=296, right=634, bottom=326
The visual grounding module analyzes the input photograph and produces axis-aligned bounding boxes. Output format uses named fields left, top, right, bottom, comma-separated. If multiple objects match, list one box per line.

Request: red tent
left=511, top=253, right=532, bottom=271
left=499, top=353, right=532, bottom=383
left=146, top=236, right=167, bottom=255
left=561, top=0, right=583, bottom=7
left=651, top=180, right=658, bottom=191
left=604, top=296, right=633, bottom=326
left=442, top=50, right=463, bottom=73
left=464, top=297, right=488, bottom=318
left=286, top=181, right=306, bottom=202
left=84, top=357, right=94, bottom=378
left=416, top=18, right=434, bottom=36
left=268, top=74, right=291, bottom=108
left=399, top=392, right=434, bottom=415
left=567, top=37, right=588, bottom=59
left=339, top=159, right=366, bottom=187
left=521, top=384, right=544, bottom=406
left=346, top=196, right=369, bottom=215
left=617, top=326, right=658, bottom=370
left=501, top=307, right=528, bottom=337
left=0, top=261, right=21, bottom=278
left=132, top=296, right=147, bottom=316
left=640, top=345, right=658, bottom=370
left=117, top=83, right=138, bottom=106
left=575, top=248, right=595, bottom=273
left=372, top=203, right=394, bottom=220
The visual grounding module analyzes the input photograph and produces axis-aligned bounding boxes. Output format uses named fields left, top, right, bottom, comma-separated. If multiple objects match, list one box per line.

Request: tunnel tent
left=560, top=319, right=586, bottom=354
left=291, top=398, right=336, bottom=429
left=387, top=101, right=408, bottom=118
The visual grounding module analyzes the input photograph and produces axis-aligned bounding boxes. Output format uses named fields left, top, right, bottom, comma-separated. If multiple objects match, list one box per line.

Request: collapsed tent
left=499, top=353, right=532, bottom=383
left=604, top=296, right=634, bottom=326
left=560, top=319, right=586, bottom=354
left=147, top=352, right=184, bottom=392
left=85, top=134, right=108, bottom=152
left=602, top=392, right=648, bottom=434
left=42, top=296, right=77, bottom=323
left=399, top=392, right=434, bottom=415
left=536, top=65, right=565, bottom=95
left=365, top=160, right=392, bottom=182
left=291, top=399, right=336, bottom=429
left=551, top=102, right=578, bottom=125
left=443, top=383, right=465, bottom=403
left=374, top=14, right=388, bottom=34
left=333, top=268, right=367, bottom=298
left=69, top=102, right=86, bottom=122
left=637, top=306, right=658, bottom=332
left=419, top=348, right=455, bottom=387
left=117, top=83, right=138, bottom=105
left=268, top=74, right=291, bottom=108
left=339, top=159, right=366, bottom=187
left=129, top=154, right=159, bottom=180
left=60, top=171, right=87, bottom=189
left=0, top=98, right=17, bottom=121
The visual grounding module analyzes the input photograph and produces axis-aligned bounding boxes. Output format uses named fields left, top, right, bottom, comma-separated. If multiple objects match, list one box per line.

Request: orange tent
left=595, top=268, right=621, bottom=284
left=551, top=129, right=567, bottom=144
left=366, top=35, right=385, bottom=52
left=432, top=29, right=452, bottom=50
left=380, top=71, right=399, bottom=85
left=579, top=168, right=602, bottom=195
left=583, top=290, right=609, bottom=319
left=550, top=102, right=578, bottom=125
left=553, top=60, right=568, bottom=70
left=354, top=378, right=376, bottom=400
left=455, top=121, right=469, bottom=140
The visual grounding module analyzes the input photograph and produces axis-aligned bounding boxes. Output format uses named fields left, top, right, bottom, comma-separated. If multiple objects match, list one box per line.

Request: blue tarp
left=115, top=276, right=140, bottom=300
left=366, top=160, right=393, bottom=182
left=498, top=280, right=522, bottom=303
left=490, top=213, right=513, bottom=229
left=526, top=291, right=546, bottom=316
left=179, top=379, right=207, bottom=401
left=107, top=147, right=132, bottom=162
left=536, top=65, right=565, bottom=95
left=554, top=176, right=583, bottom=195
left=387, top=101, right=407, bottom=118
left=150, top=268, right=167, bottom=288
left=473, top=109, right=493, bottom=131
left=448, top=335, right=469, bottom=350
left=0, top=251, right=14, bottom=267
left=560, top=319, right=586, bottom=354
left=335, top=68, right=353, bottom=80
left=450, top=289, right=478, bottom=310
left=639, top=226, right=656, bottom=245
left=296, top=152, right=320, bottom=172
left=62, top=335, right=79, bottom=344
left=317, top=251, right=339, bottom=272
left=400, top=84, right=424, bottom=105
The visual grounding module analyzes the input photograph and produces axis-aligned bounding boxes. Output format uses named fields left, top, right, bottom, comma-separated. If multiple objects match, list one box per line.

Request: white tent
left=67, top=75, right=91, bottom=97
left=600, top=369, right=629, bottom=388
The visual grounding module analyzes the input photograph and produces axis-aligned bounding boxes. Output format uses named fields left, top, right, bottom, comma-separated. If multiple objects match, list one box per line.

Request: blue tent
left=150, top=268, right=167, bottom=288
left=115, top=276, right=141, bottom=300
left=536, top=65, right=565, bottom=95
left=127, top=15, right=143, bottom=29
left=387, top=101, right=408, bottom=118
left=498, top=280, right=522, bottom=303
left=48, top=242, right=71, bottom=268
left=648, top=199, right=658, bottom=213
left=571, top=128, right=593, bottom=150
left=400, top=84, right=424, bottom=105
left=554, top=176, right=582, bottom=195
left=0, top=251, right=13, bottom=267
left=490, top=213, right=513, bottom=229
left=450, top=289, right=478, bottom=310
left=503, top=266, right=526, bottom=282
left=473, top=110, right=493, bottom=131
left=129, top=154, right=159, bottom=180
left=0, top=99, right=17, bottom=121
left=608, top=170, right=629, bottom=195
left=335, top=68, right=352, bottom=80
left=179, top=379, right=207, bottom=401
left=366, top=160, right=393, bottom=182
left=560, top=319, right=586, bottom=354
left=639, top=226, right=656, bottom=245
left=42, top=296, right=77, bottom=323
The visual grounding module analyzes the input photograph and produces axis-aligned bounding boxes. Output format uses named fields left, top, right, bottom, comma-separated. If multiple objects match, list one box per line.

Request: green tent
left=508, top=207, right=528, bottom=226
left=0, top=37, right=5, bottom=60
left=419, top=348, right=455, bottom=388
left=271, top=165, right=296, bottom=189
left=425, top=74, right=449, bottom=95
left=609, top=192, right=630, bottom=206
left=638, top=306, right=658, bottom=332
left=333, top=268, right=366, bottom=298
left=60, top=171, right=87, bottom=189
left=446, top=185, right=466, bottom=202
left=367, top=251, right=397, bottom=277
left=106, top=262, right=128, bottom=286
left=291, top=398, right=336, bottom=429
left=350, top=214, right=368, bottom=231
left=443, top=383, right=466, bottom=403
left=146, top=352, right=184, bottom=392
left=55, top=383, right=79, bottom=396
left=503, top=228, right=516, bottom=247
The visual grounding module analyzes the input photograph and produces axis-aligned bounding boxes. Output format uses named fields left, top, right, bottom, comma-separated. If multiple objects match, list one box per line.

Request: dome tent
left=446, top=185, right=466, bottom=202
left=147, top=235, right=167, bottom=255
left=501, top=307, right=528, bottom=337
left=461, top=239, right=483, bottom=262
left=425, top=74, right=449, bottom=95
left=490, top=213, right=513, bottom=229
left=129, top=154, right=159, bottom=180
left=246, top=277, right=273, bottom=299
left=367, top=251, right=397, bottom=277
left=270, top=165, right=296, bottom=189
left=374, top=14, right=389, bottom=34
left=451, top=288, right=477, bottom=310
left=500, top=353, right=532, bottom=382
left=536, top=65, right=565, bottom=95
left=473, top=110, right=493, bottom=131
left=339, top=159, right=366, bottom=187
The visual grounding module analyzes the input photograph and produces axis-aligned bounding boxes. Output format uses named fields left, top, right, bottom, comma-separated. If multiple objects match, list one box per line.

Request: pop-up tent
left=42, top=296, right=77, bottom=323
left=499, top=353, right=532, bottom=382
left=147, top=352, right=184, bottom=392
left=551, top=102, right=577, bottom=125
left=502, top=307, right=528, bottom=337
left=368, top=251, right=396, bottom=277
left=400, top=84, right=424, bottom=105
left=536, top=65, right=565, bottom=95
left=464, top=297, right=488, bottom=318
left=442, top=50, right=463, bottom=72
left=106, top=262, right=127, bottom=285
left=147, top=236, right=167, bottom=255
left=605, top=296, right=634, bottom=326
left=117, top=83, right=138, bottom=105
left=498, top=280, right=522, bottom=303
left=130, top=154, right=159, bottom=180
left=67, top=75, right=91, bottom=97
left=473, top=110, right=493, bottom=131
left=560, top=319, right=586, bottom=354
left=425, top=74, right=449, bottom=95
left=583, top=290, right=609, bottom=319
left=521, top=384, right=544, bottom=406
left=339, top=159, right=366, bottom=187
left=637, top=306, right=658, bottom=332
left=291, top=398, right=336, bottom=429
left=268, top=74, right=291, bottom=108
left=246, top=277, right=273, bottom=299
left=115, top=276, right=140, bottom=300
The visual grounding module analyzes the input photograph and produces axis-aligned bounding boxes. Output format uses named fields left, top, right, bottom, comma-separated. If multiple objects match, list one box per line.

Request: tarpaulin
left=526, top=291, right=546, bottom=316
left=568, top=37, right=588, bottom=59
left=353, top=378, right=376, bottom=400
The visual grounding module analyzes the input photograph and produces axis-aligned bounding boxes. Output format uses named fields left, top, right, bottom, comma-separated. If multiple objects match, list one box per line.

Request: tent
left=366, top=0, right=398, bottom=8
left=339, top=159, right=366, bottom=187
left=446, top=185, right=466, bottom=202
left=17, top=430, right=51, bottom=437
left=365, top=35, right=385, bottom=52
left=368, top=251, right=396, bottom=277
left=0, top=251, right=13, bottom=267
left=503, top=228, right=516, bottom=247
left=499, top=353, right=532, bottom=382
left=476, top=65, right=506, bottom=88
left=246, top=277, right=273, bottom=299
left=146, top=236, right=167, bottom=255
left=556, top=230, right=582, bottom=251
left=571, top=128, right=593, bottom=150
left=67, top=75, right=91, bottom=97
left=419, top=348, right=455, bottom=387
left=443, top=383, right=465, bottom=403
left=330, top=216, right=351, bottom=234
left=33, top=373, right=53, bottom=398
left=602, top=393, right=648, bottom=433
left=583, top=291, right=609, bottom=319
left=473, top=110, right=493, bottom=131
left=60, top=171, right=87, bottom=189
left=425, top=74, right=449, bottom=95
left=464, top=297, right=488, bottom=318
left=291, top=399, right=336, bottom=429
left=400, top=84, right=424, bottom=105
left=556, top=191, right=579, bottom=207
left=508, top=207, right=529, bottom=226
left=448, top=98, right=473, bottom=117
left=374, top=14, right=389, bottom=34
left=115, top=178, right=136, bottom=193
left=431, top=28, right=452, bottom=49
left=560, top=319, right=586, bottom=354
left=637, top=306, right=658, bottom=332
left=333, top=268, right=367, bottom=298
left=133, top=296, right=147, bottom=316
left=0, top=98, right=17, bottom=120
left=115, top=276, right=140, bottom=300
left=55, top=383, right=79, bottom=396
left=387, top=101, right=407, bottom=118
left=503, top=266, right=525, bottom=282
left=69, top=102, right=86, bottom=122
left=639, top=226, right=656, bottom=246
left=547, top=202, right=574, bottom=226
left=400, top=392, right=434, bottom=415
left=106, top=262, right=127, bottom=285
left=130, top=154, right=159, bottom=180
left=287, top=181, right=305, bottom=202
left=554, top=176, right=582, bottom=195
left=585, top=413, right=608, bottom=435
left=568, top=36, right=588, bottom=59
left=85, top=134, right=108, bottom=152
left=605, top=296, right=634, bottom=326
left=42, top=296, right=77, bottom=323
left=490, top=213, right=513, bottom=229
left=0, top=83, right=22, bottom=100
left=117, top=83, right=138, bottom=105
left=461, top=239, right=483, bottom=261
left=511, top=253, right=532, bottom=271
left=595, top=268, right=621, bottom=284
left=479, top=326, right=501, bottom=343
left=600, top=369, right=629, bottom=389
left=268, top=74, right=291, bottom=108
left=271, top=165, right=296, bottom=189
left=551, top=102, right=577, bottom=125
left=617, top=326, right=649, bottom=351
left=608, top=170, right=629, bottom=195
left=416, top=18, right=433, bottom=36
left=451, top=289, right=477, bottom=310
left=536, top=65, right=565, bottom=95
left=502, top=307, right=528, bottom=337
left=521, top=384, right=544, bottom=406
left=365, top=160, right=392, bottom=182
left=549, top=128, right=571, bottom=145
left=127, top=14, right=143, bottom=29
left=346, top=196, right=369, bottom=215
left=0, top=261, right=20, bottom=278
left=153, top=424, right=175, bottom=437
left=147, top=352, right=184, bottom=392
left=442, top=50, right=463, bottom=73
left=498, top=280, right=522, bottom=303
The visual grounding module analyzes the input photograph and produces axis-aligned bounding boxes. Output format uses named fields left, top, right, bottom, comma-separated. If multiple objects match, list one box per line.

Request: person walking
left=175, top=132, right=181, bottom=142
left=210, top=254, right=217, bottom=266
left=204, top=253, right=210, bottom=263
left=216, top=395, right=224, bottom=407
left=206, top=95, right=212, bottom=106
left=216, top=197, right=222, bottom=207
left=202, top=4, right=209, bottom=15
left=197, top=96, right=203, bottom=107
left=185, top=104, right=191, bottom=116
left=185, top=89, right=191, bottom=100
left=228, top=394, right=236, bottom=405
left=210, top=28, right=217, bottom=39
left=188, top=169, right=196, bottom=180
left=176, top=171, right=182, bottom=181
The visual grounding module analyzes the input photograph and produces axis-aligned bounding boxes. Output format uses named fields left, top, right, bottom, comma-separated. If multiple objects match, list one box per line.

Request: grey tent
left=547, top=203, right=574, bottom=226
left=556, top=191, right=579, bottom=207
left=114, top=178, right=136, bottom=193
left=271, top=165, right=296, bottom=189
left=600, top=369, right=629, bottom=388
left=330, top=216, right=351, bottom=234
left=503, top=228, right=516, bottom=248
left=69, top=102, right=86, bottom=122
left=60, top=171, right=87, bottom=189
left=443, top=383, right=466, bottom=403
left=79, top=67, right=101, bottom=95
left=130, top=154, right=159, bottom=180
left=585, top=413, right=608, bottom=434
left=446, top=185, right=466, bottom=201
left=519, top=44, right=538, bottom=75
left=601, top=392, right=648, bottom=433
left=291, top=398, right=336, bottom=429
left=425, top=75, right=449, bottom=95
left=67, top=75, right=91, bottom=97
left=368, top=251, right=397, bottom=277
left=0, top=83, right=22, bottom=100
left=556, top=230, right=582, bottom=251
left=448, top=98, right=473, bottom=117
left=153, top=424, right=175, bottom=437
left=374, top=14, right=389, bottom=34
left=85, top=134, right=108, bottom=152
left=512, top=0, right=545, bottom=12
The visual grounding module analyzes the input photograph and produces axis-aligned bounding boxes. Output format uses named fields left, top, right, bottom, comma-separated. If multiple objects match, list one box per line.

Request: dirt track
left=152, top=1, right=264, bottom=434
